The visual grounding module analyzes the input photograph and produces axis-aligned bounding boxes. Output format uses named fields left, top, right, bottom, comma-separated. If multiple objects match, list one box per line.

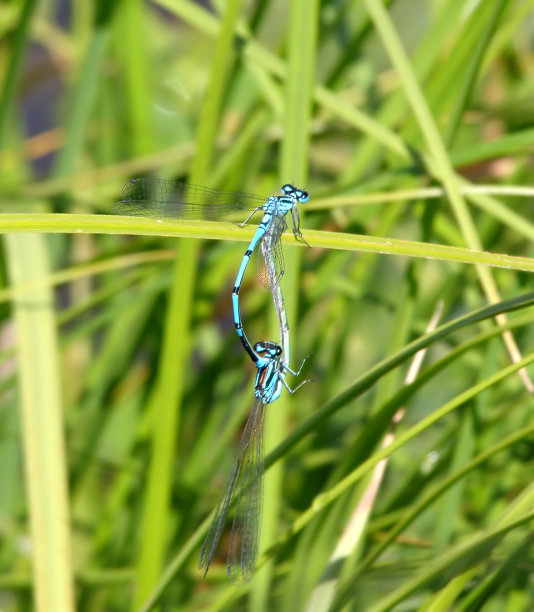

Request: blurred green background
left=1, top=0, right=534, bottom=610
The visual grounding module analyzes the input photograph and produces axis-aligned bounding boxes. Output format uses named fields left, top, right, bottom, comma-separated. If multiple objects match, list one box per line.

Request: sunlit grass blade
left=1, top=214, right=534, bottom=272
left=5, top=233, right=75, bottom=612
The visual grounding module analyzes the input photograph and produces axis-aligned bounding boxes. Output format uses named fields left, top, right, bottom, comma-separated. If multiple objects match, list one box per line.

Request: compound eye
left=254, top=341, right=265, bottom=353
left=276, top=346, right=282, bottom=356
left=299, top=190, right=309, bottom=203
left=281, top=184, right=295, bottom=194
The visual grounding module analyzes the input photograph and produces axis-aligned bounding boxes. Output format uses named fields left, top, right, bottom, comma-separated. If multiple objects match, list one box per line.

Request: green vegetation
left=1, top=1, right=533, bottom=610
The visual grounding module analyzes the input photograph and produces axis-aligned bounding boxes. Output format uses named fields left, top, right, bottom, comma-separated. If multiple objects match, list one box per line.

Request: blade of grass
left=5, top=233, right=75, bottom=612
left=431, top=344, right=498, bottom=556
left=400, top=0, right=507, bottom=145
left=421, top=567, right=482, bottom=612
left=2, top=215, right=534, bottom=273
left=131, top=251, right=195, bottom=610
left=138, top=515, right=213, bottom=612
left=450, top=128, right=534, bottom=166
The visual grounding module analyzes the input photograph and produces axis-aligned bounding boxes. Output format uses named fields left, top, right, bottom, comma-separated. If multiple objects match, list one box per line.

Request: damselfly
left=198, top=340, right=308, bottom=584
left=114, top=180, right=309, bottom=364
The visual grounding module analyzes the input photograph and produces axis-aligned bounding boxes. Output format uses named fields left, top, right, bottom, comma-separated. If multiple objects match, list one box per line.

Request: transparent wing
left=114, top=178, right=267, bottom=220
left=256, top=213, right=286, bottom=288
left=199, top=399, right=266, bottom=584
left=227, top=399, right=265, bottom=585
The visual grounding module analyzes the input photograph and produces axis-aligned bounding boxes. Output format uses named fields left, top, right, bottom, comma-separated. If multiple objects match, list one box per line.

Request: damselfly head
left=281, top=184, right=309, bottom=203
left=254, top=341, right=282, bottom=358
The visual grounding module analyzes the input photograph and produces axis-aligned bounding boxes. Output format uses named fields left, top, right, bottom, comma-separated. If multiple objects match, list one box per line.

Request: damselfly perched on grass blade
left=115, top=180, right=310, bottom=364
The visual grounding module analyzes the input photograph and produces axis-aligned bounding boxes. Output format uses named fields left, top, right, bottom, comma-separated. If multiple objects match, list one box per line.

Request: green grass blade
left=1, top=215, right=534, bottom=272
left=5, top=233, right=75, bottom=612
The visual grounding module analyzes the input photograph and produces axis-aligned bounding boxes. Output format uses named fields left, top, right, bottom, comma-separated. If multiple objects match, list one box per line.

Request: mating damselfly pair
left=115, top=179, right=311, bottom=584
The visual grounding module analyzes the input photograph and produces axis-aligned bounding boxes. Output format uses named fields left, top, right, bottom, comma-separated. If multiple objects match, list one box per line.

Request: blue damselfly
left=115, top=180, right=309, bottom=364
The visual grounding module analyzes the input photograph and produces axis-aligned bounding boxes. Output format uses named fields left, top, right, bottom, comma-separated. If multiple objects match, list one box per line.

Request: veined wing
left=199, top=398, right=266, bottom=584
left=256, top=213, right=286, bottom=289
left=227, top=398, right=266, bottom=585
left=114, top=178, right=267, bottom=220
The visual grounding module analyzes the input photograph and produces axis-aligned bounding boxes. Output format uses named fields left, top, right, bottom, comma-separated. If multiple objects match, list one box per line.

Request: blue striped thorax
left=253, top=341, right=283, bottom=404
